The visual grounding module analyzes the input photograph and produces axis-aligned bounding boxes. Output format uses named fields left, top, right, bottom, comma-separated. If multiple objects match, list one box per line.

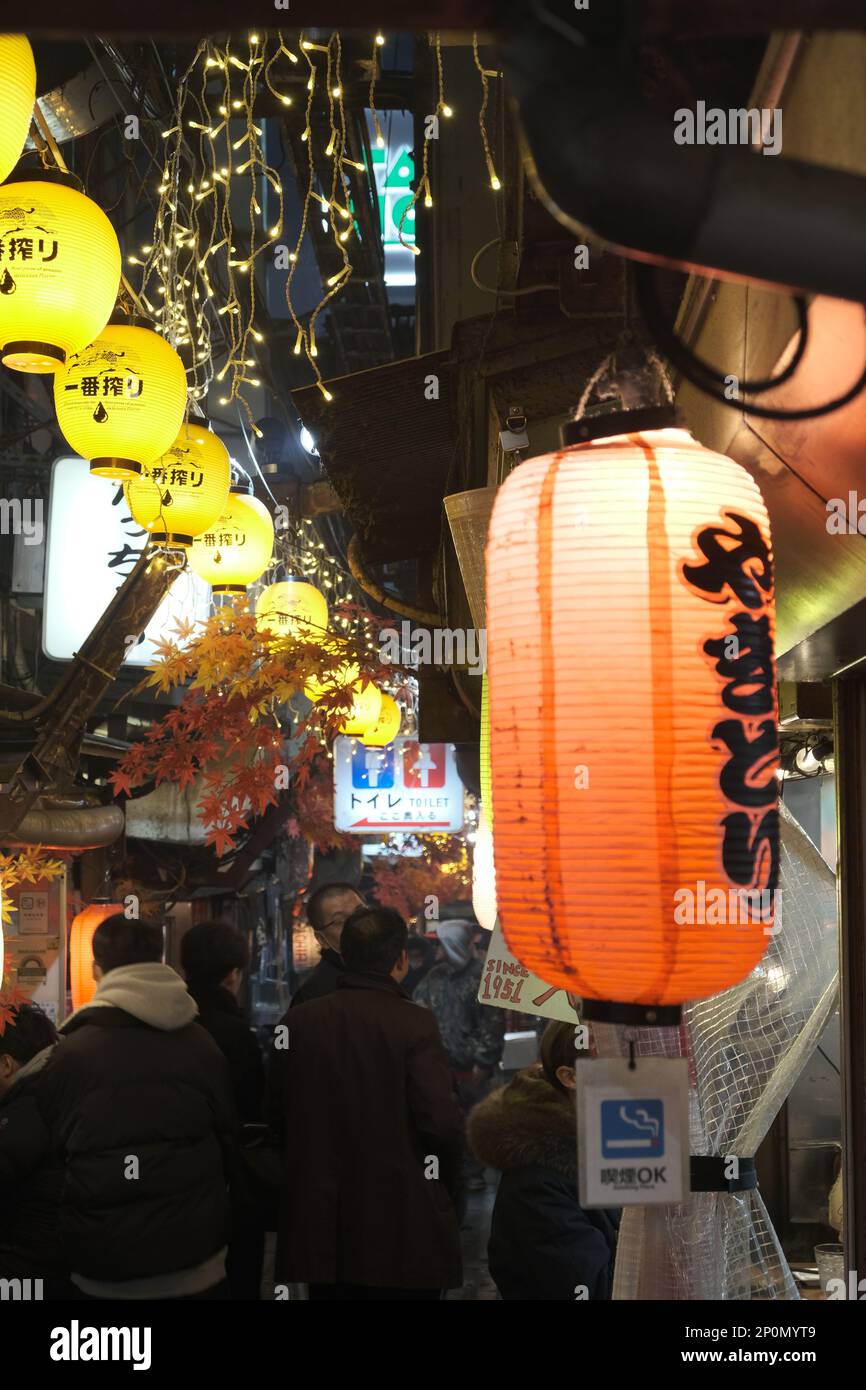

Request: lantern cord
left=469, top=238, right=558, bottom=297
left=634, top=264, right=866, bottom=419
left=627, top=1037, right=637, bottom=1072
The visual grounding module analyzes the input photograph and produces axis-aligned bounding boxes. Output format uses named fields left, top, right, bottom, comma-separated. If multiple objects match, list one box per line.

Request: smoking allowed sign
left=577, top=1057, right=690, bottom=1207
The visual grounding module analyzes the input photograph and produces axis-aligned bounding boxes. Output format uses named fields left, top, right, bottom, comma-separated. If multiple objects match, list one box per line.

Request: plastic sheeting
left=593, top=799, right=838, bottom=1300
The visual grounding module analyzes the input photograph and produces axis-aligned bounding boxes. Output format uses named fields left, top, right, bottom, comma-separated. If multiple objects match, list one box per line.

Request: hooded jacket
left=469, top=1066, right=618, bottom=1300
left=413, top=923, right=504, bottom=1072
left=39, top=963, right=237, bottom=1298
left=0, top=1044, right=65, bottom=1285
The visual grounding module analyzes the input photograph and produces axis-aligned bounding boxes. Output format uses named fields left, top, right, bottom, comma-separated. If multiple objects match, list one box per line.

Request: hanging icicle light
left=361, top=692, right=401, bottom=747
left=124, top=419, right=231, bottom=547
left=486, top=407, right=779, bottom=1021
left=339, top=682, right=383, bottom=736
left=69, top=901, right=123, bottom=1010
left=0, top=173, right=121, bottom=373
left=54, top=316, right=187, bottom=479
left=0, top=35, right=36, bottom=186
left=188, top=489, right=274, bottom=592
left=256, top=578, right=328, bottom=639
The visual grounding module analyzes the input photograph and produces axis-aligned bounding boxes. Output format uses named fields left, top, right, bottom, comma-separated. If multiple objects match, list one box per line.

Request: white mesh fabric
left=593, top=799, right=838, bottom=1300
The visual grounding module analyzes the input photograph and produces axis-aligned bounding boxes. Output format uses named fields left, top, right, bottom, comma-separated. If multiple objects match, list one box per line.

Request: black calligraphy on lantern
left=682, top=511, right=779, bottom=915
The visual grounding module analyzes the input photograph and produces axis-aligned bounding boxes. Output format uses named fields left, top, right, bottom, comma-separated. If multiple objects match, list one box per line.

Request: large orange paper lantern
left=69, top=901, right=122, bottom=1010
left=486, top=410, right=779, bottom=1019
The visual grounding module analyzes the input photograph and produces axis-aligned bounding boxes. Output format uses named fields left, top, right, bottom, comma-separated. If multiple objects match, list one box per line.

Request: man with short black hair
left=289, top=880, right=364, bottom=1008
left=0, top=1003, right=66, bottom=1296
left=39, top=913, right=236, bottom=1300
left=269, top=904, right=463, bottom=1299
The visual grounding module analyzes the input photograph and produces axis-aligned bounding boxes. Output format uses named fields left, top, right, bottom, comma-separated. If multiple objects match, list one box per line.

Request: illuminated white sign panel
left=334, top=736, right=465, bottom=833
left=42, top=456, right=211, bottom=665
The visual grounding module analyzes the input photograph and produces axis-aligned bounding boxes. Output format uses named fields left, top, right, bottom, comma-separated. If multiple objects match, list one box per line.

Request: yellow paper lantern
left=257, top=579, right=328, bottom=640
left=54, top=320, right=188, bottom=479
left=340, top=682, right=382, bottom=736
left=0, top=36, right=36, bottom=186
left=0, top=174, right=121, bottom=374
left=361, top=692, right=402, bottom=747
left=189, top=491, right=274, bottom=592
left=124, top=420, right=231, bottom=547
left=304, top=650, right=361, bottom=702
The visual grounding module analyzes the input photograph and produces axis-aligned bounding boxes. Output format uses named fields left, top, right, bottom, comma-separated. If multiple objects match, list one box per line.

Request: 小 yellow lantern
left=361, top=692, right=401, bottom=747
left=340, top=682, right=382, bottom=736
left=54, top=317, right=188, bottom=479
left=257, top=579, right=328, bottom=640
left=123, top=419, right=231, bottom=547
left=189, top=490, right=274, bottom=592
left=0, top=36, right=36, bottom=187
left=304, top=649, right=361, bottom=702
left=0, top=173, right=121, bottom=373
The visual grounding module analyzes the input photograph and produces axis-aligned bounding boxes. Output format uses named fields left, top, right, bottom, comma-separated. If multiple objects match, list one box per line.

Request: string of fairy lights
left=125, top=29, right=502, bottom=417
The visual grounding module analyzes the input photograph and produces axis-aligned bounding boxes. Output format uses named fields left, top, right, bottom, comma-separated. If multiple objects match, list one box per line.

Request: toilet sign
left=333, top=736, right=465, bottom=833
left=577, top=1057, right=690, bottom=1207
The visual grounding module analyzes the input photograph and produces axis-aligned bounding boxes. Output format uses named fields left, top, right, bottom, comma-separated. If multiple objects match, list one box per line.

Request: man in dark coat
left=269, top=905, right=463, bottom=1299
left=0, top=1002, right=68, bottom=1297
left=39, top=914, right=237, bottom=1300
left=468, top=1020, right=619, bottom=1300
left=181, top=919, right=264, bottom=1122
left=289, top=881, right=364, bottom=1008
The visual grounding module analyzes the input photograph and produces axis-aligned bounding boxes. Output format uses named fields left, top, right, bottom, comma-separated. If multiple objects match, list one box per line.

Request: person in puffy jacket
left=0, top=1002, right=68, bottom=1297
left=468, top=1020, right=618, bottom=1300
left=39, top=914, right=237, bottom=1301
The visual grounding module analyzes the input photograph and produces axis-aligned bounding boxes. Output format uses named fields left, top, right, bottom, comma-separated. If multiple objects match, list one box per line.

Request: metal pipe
left=2, top=804, right=125, bottom=850
left=501, top=22, right=866, bottom=303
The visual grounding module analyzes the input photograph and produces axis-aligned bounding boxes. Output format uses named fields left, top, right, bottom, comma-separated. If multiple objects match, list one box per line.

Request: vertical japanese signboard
left=42, top=456, right=211, bottom=665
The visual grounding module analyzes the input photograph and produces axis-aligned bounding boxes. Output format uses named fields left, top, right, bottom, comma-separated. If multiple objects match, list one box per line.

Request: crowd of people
left=0, top=883, right=618, bottom=1301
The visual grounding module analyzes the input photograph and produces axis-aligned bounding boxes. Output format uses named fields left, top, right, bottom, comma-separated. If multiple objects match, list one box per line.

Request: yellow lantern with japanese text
left=123, top=420, right=231, bottom=547
left=54, top=319, right=187, bottom=479
left=189, top=491, right=274, bottom=592
left=361, top=692, right=401, bottom=747
left=0, top=36, right=36, bottom=187
left=257, top=579, right=328, bottom=640
left=340, top=682, right=382, bottom=736
left=0, top=173, right=121, bottom=373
